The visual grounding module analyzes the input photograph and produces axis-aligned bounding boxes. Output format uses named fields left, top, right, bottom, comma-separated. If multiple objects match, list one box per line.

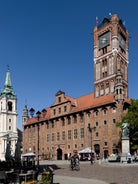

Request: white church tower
left=0, top=67, right=18, bottom=160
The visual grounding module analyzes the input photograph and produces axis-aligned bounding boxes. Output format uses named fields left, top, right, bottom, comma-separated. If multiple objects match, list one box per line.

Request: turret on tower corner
left=93, top=14, right=129, bottom=102
left=22, top=104, right=29, bottom=125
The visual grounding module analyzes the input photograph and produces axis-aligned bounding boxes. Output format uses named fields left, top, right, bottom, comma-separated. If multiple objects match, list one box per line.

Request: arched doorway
left=57, top=146, right=62, bottom=160
left=94, top=144, right=100, bottom=155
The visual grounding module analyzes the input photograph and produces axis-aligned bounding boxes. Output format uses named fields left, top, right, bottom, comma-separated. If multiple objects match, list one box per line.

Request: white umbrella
left=78, top=147, right=94, bottom=154
left=22, top=152, right=35, bottom=157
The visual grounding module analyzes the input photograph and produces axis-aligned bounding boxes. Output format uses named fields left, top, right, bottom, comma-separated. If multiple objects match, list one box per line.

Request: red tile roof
left=26, top=92, right=130, bottom=125
left=72, top=93, right=115, bottom=112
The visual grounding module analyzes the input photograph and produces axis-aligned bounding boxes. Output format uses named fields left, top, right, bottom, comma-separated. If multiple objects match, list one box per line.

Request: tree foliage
left=14, top=137, right=21, bottom=163
left=118, top=99, right=138, bottom=151
left=5, top=142, right=11, bottom=162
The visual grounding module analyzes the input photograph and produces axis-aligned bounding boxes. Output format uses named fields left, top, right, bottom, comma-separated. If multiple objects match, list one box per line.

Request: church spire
left=5, top=66, right=12, bottom=87
left=1, top=67, right=16, bottom=98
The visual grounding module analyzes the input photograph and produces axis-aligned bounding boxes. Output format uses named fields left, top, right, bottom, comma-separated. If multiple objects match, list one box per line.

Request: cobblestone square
left=44, top=160, right=138, bottom=184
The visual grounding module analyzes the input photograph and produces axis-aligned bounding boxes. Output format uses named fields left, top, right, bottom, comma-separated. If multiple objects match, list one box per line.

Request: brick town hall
left=22, top=14, right=131, bottom=160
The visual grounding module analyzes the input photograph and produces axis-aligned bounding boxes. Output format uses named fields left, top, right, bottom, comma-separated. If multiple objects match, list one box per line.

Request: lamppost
left=87, top=123, right=96, bottom=164
left=36, top=111, right=41, bottom=168
left=29, top=108, right=41, bottom=168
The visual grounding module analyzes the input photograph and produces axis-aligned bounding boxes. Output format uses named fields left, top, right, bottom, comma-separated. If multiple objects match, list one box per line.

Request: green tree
left=118, top=99, right=138, bottom=151
left=5, top=141, right=11, bottom=162
left=14, top=137, right=21, bottom=168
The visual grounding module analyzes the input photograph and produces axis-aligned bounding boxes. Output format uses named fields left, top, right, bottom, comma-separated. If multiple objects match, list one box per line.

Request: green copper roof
left=1, top=68, right=16, bottom=98
left=5, top=68, right=12, bottom=86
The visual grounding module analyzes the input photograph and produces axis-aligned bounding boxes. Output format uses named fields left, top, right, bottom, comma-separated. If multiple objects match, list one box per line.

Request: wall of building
left=23, top=99, right=128, bottom=160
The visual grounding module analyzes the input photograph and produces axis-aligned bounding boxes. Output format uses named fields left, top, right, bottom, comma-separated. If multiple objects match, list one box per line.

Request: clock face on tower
left=99, top=31, right=110, bottom=49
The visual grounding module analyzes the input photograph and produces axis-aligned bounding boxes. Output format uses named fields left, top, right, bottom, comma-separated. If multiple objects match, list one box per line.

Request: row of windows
left=46, top=118, right=116, bottom=129
left=53, top=105, right=67, bottom=115
left=29, top=115, right=116, bottom=136
left=53, top=104, right=116, bottom=117
left=47, top=128, right=84, bottom=142
left=46, top=121, right=115, bottom=142
left=67, top=141, right=109, bottom=150
left=45, top=121, right=116, bottom=142
left=45, top=118, right=116, bottom=141
left=28, top=118, right=116, bottom=134
left=1, top=101, right=14, bottom=111
left=50, top=108, right=116, bottom=128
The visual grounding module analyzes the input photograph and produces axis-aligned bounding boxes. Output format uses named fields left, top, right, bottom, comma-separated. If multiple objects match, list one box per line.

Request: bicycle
left=69, top=159, right=80, bottom=171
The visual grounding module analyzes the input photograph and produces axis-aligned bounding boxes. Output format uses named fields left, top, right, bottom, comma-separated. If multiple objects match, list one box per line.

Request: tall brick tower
left=93, top=14, right=129, bottom=102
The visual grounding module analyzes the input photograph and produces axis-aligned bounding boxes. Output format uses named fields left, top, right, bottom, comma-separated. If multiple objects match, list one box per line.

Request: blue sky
left=0, top=0, right=137, bottom=129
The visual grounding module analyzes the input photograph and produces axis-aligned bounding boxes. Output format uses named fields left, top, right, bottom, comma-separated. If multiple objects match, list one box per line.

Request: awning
left=22, top=152, right=35, bottom=157
left=78, top=147, right=94, bottom=154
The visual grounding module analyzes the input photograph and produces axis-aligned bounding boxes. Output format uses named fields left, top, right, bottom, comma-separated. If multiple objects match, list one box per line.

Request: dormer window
left=112, top=107, right=116, bottom=113
left=95, top=110, right=98, bottom=116
left=103, top=109, right=107, bottom=115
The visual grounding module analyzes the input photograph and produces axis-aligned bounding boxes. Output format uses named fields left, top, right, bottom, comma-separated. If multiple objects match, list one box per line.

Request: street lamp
left=29, top=108, right=35, bottom=118
left=87, top=123, right=96, bottom=164
left=36, top=111, right=41, bottom=168
left=29, top=108, right=41, bottom=169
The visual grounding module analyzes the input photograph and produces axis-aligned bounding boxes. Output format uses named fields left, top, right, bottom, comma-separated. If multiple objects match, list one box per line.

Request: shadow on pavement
left=39, top=164, right=61, bottom=171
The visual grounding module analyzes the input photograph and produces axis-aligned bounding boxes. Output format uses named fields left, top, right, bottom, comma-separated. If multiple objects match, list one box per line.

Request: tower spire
left=5, top=66, right=12, bottom=87
left=1, top=67, right=16, bottom=98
